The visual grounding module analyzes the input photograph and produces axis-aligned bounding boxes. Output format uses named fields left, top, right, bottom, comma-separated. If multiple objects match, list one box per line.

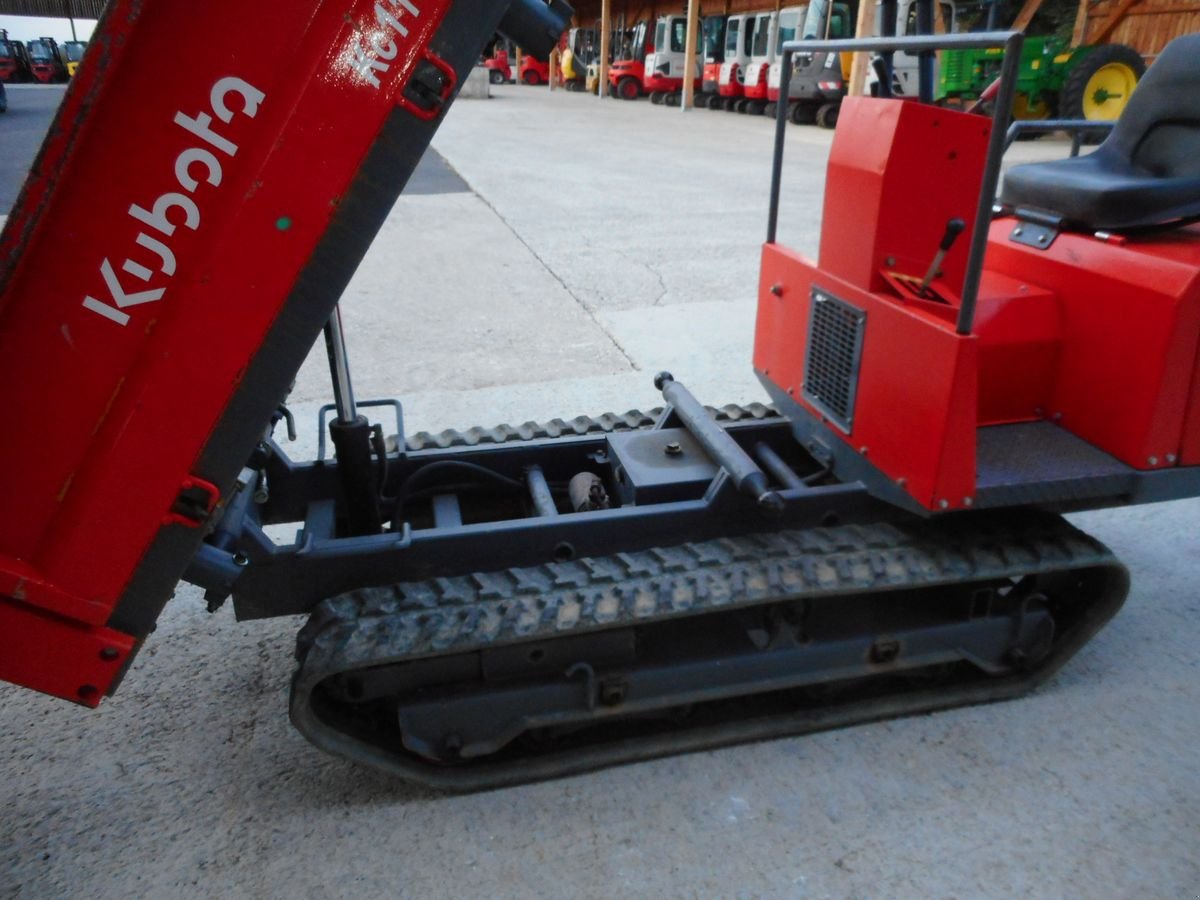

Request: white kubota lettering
left=83, top=76, right=266, bottom=326
left=351, top=0, right=422, bottom=88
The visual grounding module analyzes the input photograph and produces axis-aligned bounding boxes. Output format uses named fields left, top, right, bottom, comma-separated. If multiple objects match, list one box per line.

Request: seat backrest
left=1100, top=34, right=1200, bottom=176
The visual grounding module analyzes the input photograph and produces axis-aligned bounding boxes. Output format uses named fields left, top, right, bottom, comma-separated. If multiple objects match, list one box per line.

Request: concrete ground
left=2, top=83, right=1198, bottom=899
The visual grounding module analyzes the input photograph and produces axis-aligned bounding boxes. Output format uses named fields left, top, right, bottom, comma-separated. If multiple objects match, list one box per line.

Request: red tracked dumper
left=0, top=2, right=1198, bottom=790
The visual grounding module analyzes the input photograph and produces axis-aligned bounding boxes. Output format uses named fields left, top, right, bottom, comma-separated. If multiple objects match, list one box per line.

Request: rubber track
left=291, top=511, right=1126, bottom=788
left=404, top=402, right=778, bottom=451
left=296, top=511, right=1114, bottom=677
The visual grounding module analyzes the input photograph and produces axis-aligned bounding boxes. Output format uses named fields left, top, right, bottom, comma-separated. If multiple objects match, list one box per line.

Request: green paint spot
left=276, top=216, right=293, bottom=232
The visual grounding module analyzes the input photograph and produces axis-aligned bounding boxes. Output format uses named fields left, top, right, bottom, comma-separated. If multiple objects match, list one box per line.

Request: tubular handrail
left=766, top=31, right=1024, bottom=336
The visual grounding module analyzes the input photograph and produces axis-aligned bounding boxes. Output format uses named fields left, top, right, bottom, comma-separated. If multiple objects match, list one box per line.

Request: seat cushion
left=1001, top=148, right=1200, bottom=231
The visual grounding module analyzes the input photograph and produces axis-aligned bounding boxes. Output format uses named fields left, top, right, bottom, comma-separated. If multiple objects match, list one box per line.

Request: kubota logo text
left=82, top=76, right=265, bottom=326
left=350, top=0, right=422, bottom=88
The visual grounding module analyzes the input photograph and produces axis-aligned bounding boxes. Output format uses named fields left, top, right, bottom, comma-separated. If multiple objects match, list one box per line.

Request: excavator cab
left=696, top=15, right=727, bottom=107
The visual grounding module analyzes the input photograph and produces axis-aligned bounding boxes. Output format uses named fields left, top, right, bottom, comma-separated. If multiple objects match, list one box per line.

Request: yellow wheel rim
left=1012, top=93, right=1051, bottom=120
left=1083, top=62, right=1137, bottom=120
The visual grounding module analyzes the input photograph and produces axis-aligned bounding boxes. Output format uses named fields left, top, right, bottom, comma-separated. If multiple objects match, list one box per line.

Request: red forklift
left=26, top=36, right=68, bottom=83
left=712, top=12, right=755, bottom=110
left=518, top=53, right=551, bottom=84
left=483, top=36, right=514, bottom=83
left=0, top=29, right=33, bottom=83
left=608, top=18, right=653, bottom=99
left=1, top=0, right=1198, bottom=790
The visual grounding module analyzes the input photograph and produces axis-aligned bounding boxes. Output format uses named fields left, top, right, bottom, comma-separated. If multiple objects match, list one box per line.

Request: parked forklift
left=560, top=26, right=596, bottom=90
left=609, top=19, right=654, bottom=99
left=483, top=36, right=515, bottom=83
left=1, top=0, right=1199, bottom=791
left=61, top=40, right=87, bottom=77
left=0, top=29, right=33, bottom=83
left=26, top=36, right=68, bottom=83
left=712, top=12, right=755, bottom=110
left=519, top=53, right=552, bottom=85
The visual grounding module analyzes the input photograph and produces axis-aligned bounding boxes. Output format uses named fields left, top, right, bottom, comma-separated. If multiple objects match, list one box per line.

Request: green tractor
left=938, top=35, right=1144, bottom=120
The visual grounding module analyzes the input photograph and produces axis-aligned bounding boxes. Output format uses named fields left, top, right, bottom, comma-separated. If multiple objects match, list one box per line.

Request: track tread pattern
left=404, top=403, right=778, bottom=451
left=296, top=514, right=1109, bottom=670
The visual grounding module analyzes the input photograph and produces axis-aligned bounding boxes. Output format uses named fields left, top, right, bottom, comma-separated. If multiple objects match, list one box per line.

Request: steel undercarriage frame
left=201, top=380, right=1200, bottom=624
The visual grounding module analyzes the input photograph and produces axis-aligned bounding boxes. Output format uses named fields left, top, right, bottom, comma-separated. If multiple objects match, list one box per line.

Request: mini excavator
left=0, top=0, right=1197, bottom=790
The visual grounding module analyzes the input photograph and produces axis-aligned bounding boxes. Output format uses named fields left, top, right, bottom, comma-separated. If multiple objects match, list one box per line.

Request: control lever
left=918, top=218, right=966, bottom=297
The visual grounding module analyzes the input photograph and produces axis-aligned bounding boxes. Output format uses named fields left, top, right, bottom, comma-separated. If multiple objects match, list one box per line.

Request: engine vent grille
left=803, top=288, right=866, bottom=433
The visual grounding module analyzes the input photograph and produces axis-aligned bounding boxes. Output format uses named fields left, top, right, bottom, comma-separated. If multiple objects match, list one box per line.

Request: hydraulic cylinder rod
left=655, top=372, right=783, bottom=511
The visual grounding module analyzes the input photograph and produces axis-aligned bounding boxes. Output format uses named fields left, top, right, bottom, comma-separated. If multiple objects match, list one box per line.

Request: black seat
left=1000, top=34, right=1200, bottom=231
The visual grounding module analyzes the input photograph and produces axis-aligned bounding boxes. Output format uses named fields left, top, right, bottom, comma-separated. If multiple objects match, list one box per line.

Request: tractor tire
left=489, top=69, right=505, bottom=85
left=618, top=76, right=640, bottom=100
left=664, top=91, right=680, bottom=107
left=650, top=91, right=666, bottom=105
left=763, top=102, right=777, bottom=118
left=790, top=102, right=817, bottom=125
left=1060, top=43, right=1145, bottom=122
left=522, top=70, right=542, bottom=86
left=816, top=102, right=840, bottom=129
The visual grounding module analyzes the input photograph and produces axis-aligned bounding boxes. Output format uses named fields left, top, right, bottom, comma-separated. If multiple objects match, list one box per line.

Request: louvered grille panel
left=802, top=288, right=865, bottom=433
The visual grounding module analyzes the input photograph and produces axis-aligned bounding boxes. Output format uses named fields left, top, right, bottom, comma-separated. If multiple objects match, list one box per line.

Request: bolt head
left=1148, top=456, right=1159, bottom=466
left=938, top=499, right=950, bottom=510
left=664, top=441, right=683, bottom=457
left=1167, top=453, right=1178, bottom=464
left=963, top=497, right=974, bottom=507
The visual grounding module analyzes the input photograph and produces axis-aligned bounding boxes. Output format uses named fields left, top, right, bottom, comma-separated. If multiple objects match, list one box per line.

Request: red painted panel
left=1182, top=339, right=1200, bottom=465
left=0, top=597, right=135, bottom=707
left=986, top=221, right=1200, bottom=469
left=820, top=97, right=990, bottom=298
left=756, top=244, right=977, bottom=510
left=0, top=0, right=453, bottom=697
left=973, top=270, right=1061, bottom=425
